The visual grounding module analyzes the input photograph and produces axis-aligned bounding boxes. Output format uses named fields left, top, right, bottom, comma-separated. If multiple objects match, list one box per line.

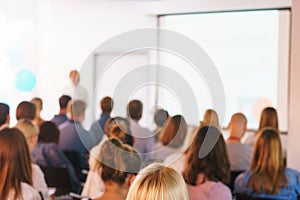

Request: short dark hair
left=154, top=109, right=169, bottom=127
left=59, top=95, right=71, bottom=109
left=38, top=121, right=60, bottom=144
left=0, top=103, right=9, bottom=126
left=101, top=96, right=113, bottom=113
left=16, top=101, right=36, bottom=120
left=127, top=100, right=143, bottom=120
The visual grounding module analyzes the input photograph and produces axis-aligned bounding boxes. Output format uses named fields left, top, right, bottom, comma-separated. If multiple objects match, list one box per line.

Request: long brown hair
left=0, top=128, right=33, bottom=199
left=160, top=115, right=187, bottom=148
left=250, top=128, right=287, bottom=194
left=183, top=126, right=230, bottom=185
left=258, top=107, right=279, bottom=132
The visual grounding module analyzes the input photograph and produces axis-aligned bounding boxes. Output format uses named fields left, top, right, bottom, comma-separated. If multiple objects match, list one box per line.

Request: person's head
left=126, top=163, right=189, bottom=200
left=106, top=117, right=134, bottom=146
left=69, top=70, right=80, bottom=85
left=202, top=109, right=220, bottom=130
left=258, top=107, right=279, bottom=132
left=0, top=128, right=33, bottom=200
left=69, top=100, right=86, bottom=122
left=183, top=126, right=230, bottom=185
left=97, top=138, right=141, bottom=189
left=127, top=100, right=143, bottom=121
left=250, top=128, right=287, bottom=194
left=16, top=101, right=36, bottom=120
left=31, top=97, right=43, bottom=112
left=15, top=118, right=39, bottom=153
left=38, top=121, right=60, bottom=144
left=159, top=115, right=188, bottom=148
left=59, top=95, right=71, bottom=111
left=101, top=96, right=113, bottom=114
left=0, top=103, right=10, bottom=127
left=154, top=109, right=169, bottom=127
left=228, top=113, right=247, bottom=139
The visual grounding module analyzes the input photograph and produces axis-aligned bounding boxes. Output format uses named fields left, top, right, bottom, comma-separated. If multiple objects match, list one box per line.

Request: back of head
left=160, top=115, right=188, bottom=148
left=0, top=103, right=9, bottom=126
left=59, top=95, right=72, bottom=109
left=108, top=117, right=133, bottom=146
left=70, top=100, right=86, bottom=119
left=126, top=163, right=189, bottom=200
left=98, top=138, right=141, bottom=185
left=16, top=101, right=36, bottom=120
left=101, top=96, right=113, bottom=113
left=183, top=126, right=230, bottom=185
left=31, top=97, right=43, bottom=111
left=38, top=121, right=60, bottom=144
left=203, top=109, right=220, bottom=129
left=127, top=100, right=143, bottom=121
left=258, top=107, right=279, bottom=132
left=250, top=128, right=286, bottom=194
left=154, top=109, right=169, bottom=127
left=229, top=113, right=247, bottom=137
left=0, top=128, right=33, bottom=199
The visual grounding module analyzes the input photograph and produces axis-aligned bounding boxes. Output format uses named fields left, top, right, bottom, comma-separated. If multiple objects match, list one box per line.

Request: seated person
left=0, top=128, right=41, bottom=200
left=182, top=126, right=232, bottom=200
left=126, top=163, right=189, bottom=200
left=31, top=97, right=45, bottom=127
left=235, top=128, right=300, bottom=200
left=32, top=121, right=81, bottom=192
left=94, top=138, right=142, bottom=200
left=153, top=108, right=169, bottom=143
left=51, top=95, right=71, bottom=126
left=226, top=113, right=253, bottom=171
left=152, top=115, right=187, bottom=161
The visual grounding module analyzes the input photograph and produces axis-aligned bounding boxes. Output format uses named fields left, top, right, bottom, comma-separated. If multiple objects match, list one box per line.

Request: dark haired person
left=31, top=97, right=45, bottom=127
left=0, top=102, right=10, bottom=130
left=16, top=101, right=36, bottom=120
left=90, top=96, right=113, bottom=145
left=51, top=95, right=71, bottom=125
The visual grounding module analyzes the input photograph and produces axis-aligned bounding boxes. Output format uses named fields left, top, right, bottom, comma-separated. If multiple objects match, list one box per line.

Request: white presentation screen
left=158, top=10, right=290, bottom=131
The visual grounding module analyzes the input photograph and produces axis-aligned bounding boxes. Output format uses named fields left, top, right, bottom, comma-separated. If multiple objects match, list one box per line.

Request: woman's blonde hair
left=15, top=118, right=39, bottom=138
left=258, top=107, right=279, bottom=132
left=202, top=109, right=221, bottom=130
left=126, top=163, right=189, bottom=200
left=250, top=128, right=287, bottom=194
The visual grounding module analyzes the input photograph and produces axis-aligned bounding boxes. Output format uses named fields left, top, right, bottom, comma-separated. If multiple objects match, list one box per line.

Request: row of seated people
left=0, top=95, right=299, bottom=200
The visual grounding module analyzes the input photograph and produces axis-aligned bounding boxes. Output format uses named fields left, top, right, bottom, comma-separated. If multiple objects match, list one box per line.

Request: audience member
left=90, top=96, right=113, bottom=145
left=226, top=113, right=253, bottom=171
left=64, top=69, right=88, bottom=104
left=244, top=107, right=279, bottom=146
left=16, top=101, right=36, bottom=121
left=152, top=115, right=187, bottom=161
left=51, top=95, right=72, bottom=125
left=200, top=109, right=221, bottom=130
left=127, top=100, right=154, bottom=161
left=15, top=119, right=50, bottom=200
left=153, top=108, right=169, bottom=143
left=32, top=121, right=81, bottom=192
left=0, top=128, right=41, bottom=200
left=0, top=102, right=10, bottom=130
left=59, top=100, right=94, bottom=169
left=83, top=117, right=134, bottom=199
left=126, top=163, right=189, bottom=200
left=94, top=138, right=142, bottom=200
left=182, top=126, right=232, bottom=200
left=235, top=128, right=300, bottom=199
left=31, top=97, right=45, bottom=127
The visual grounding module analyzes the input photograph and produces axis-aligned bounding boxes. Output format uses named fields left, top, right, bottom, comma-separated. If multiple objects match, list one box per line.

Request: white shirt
left=64, top=84, right=88, bottom=104
left=32, top=164, right=51, bottom=200
left=8, top=182, right=41, bottom=200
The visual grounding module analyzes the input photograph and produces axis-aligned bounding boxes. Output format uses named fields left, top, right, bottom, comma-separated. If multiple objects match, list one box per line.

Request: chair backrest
left=63, top=150, right=87, bottom=181
left=39, top=165, right=72, bottom=195
left=229, top=170, right=244, bottom=192
left=236, top=193, right=271, bottom=200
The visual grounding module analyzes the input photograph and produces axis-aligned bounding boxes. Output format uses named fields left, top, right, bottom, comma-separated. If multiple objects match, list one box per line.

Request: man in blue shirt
left=51, top=95, right=71, bottom=126
left=89, top=96, right=113, bottom=145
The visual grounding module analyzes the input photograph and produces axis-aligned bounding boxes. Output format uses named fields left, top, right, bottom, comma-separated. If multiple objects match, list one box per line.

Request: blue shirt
left=235, top=168, right=300, bottom=200
left=89, top=113, right=110, bottom=145
left=51, top=114, right=68, bottom=126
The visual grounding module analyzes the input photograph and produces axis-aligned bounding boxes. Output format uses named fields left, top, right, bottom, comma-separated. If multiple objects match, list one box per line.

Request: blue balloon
left=15, top=69, right=37, bottom=92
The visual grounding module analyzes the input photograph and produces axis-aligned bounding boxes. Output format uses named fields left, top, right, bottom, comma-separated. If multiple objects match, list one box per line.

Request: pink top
left=187, top=181, right=232, bottom=200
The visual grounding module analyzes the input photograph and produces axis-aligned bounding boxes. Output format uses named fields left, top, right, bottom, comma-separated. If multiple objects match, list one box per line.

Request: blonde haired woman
left=235, top=128, right=300, bottom=199
left=126, top=163, right=189, bottom=200
left=200, top=109, right=221, bottom=130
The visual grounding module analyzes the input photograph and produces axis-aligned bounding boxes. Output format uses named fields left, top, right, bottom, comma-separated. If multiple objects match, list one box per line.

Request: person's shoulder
left=20, top=182, right=41, bottom=200
left=285, top=168, right=300, bottom=177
